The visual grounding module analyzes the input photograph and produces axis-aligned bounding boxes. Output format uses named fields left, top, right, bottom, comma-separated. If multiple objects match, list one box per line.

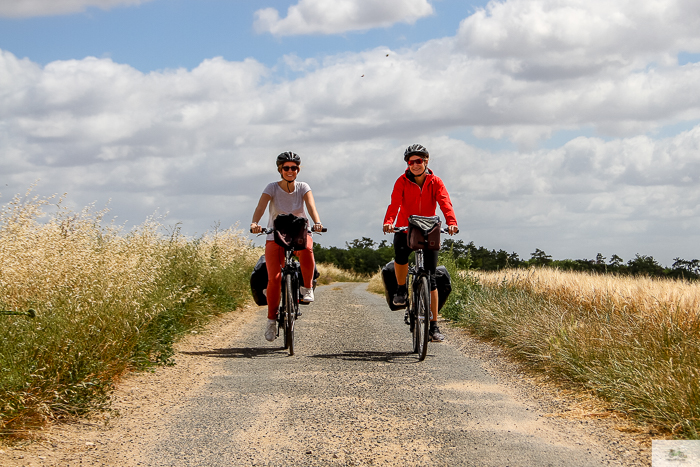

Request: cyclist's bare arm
left=250, top=193, right=272, bottom=234
left=303, top=191, right=324, bottom=232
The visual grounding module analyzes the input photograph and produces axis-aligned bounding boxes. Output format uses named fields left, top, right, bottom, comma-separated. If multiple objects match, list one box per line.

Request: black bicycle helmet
left=276, top=151, right=301, bottom=167
left=403, top=144, right=429, bottom=161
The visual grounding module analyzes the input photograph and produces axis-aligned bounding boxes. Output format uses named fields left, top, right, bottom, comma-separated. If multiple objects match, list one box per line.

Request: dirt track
left=1, top=282, right=651, bottom=466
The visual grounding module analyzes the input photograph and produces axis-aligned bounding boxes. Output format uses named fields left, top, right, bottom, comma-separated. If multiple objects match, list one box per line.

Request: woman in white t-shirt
left=250, top=152, right=324, bottom=342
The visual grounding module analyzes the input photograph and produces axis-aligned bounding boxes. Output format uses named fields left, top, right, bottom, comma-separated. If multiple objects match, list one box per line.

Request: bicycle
left=394, top=222, right=456, bottom=361
left=251, top=226, right=326, bottom=356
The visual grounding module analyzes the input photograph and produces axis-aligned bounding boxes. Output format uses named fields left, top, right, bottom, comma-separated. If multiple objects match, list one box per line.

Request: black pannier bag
left=273, top=213, right=308, bottom=250
left=296, top=262, right=321, bottom=289
left=251, top=255, right=320, bottom=307
left=407, top=215, right=441, bottom=250
left=381, top=260, right=407, bottom=311
left=250, top=255, right=268, bottom=306
left=381, top=261, right=451, bottom=312
left=435, top=265, right=452, bottom=311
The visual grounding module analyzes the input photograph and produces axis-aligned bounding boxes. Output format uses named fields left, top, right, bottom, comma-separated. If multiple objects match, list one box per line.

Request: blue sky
left=2, top=0, right=700, bottom=266
left=0, top=0, right=488, bottom=71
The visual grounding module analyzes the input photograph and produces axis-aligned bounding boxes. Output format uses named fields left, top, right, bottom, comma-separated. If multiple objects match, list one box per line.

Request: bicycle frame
left=407, top=249, right=432, bottom=360
left=393, top=221, right=456, bottom=361
left=278, top=248, right=300, bottom=355
left=252, top=225, right=326, bottom=356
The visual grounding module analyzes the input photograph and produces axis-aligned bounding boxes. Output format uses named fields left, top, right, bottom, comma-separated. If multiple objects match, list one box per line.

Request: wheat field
left=440, top=263, right=700, bottom=439
left=0, top=190, right=258, bottom=435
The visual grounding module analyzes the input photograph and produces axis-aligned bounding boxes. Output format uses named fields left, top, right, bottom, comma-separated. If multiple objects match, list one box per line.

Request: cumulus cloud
left=254, top=0, right=434, bottom=36
left=3, top=0, right=700, bottom=263
left=0, top=0, right=153, bottom=18
left=457, top=0, right=700, bottom=77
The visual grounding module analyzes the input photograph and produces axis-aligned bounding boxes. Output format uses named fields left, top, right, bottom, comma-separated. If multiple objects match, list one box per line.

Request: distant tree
left=346, top=237, right=375, bottom=249
left=314, top=237, right=393, bottom=275
left=609, top=254, right=624, bottom=268
left=442, top=239, right=474, bottom=269
left=595, top=253, right=606, bottom=265
left=627, top=254, right=664, bottom=277
left=508, top=252, right=520, bottom=266
left=530, top=248, right=553, bottom=267
left=669, top=257, right=700, bottom=280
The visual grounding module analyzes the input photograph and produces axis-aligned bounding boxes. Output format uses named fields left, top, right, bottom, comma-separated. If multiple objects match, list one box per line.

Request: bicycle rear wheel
left=284, top=273, right=295, bottom=356
left=413, top=276, right=430, bottom=361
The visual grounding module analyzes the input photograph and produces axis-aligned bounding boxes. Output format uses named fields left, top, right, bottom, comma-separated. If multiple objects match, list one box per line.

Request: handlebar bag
left=407, top=215, right=441, bottom=250
left=273, top=213, right=308, bottom=250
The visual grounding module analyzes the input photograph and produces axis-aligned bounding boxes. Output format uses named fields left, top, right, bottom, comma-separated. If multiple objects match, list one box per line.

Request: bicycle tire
left=410, top=282, right=418, bottom=353
left=280, top=276, right=289, bottom=350
left=284, top=273, right=295, bottom=356
left=414, top=276, right=430, bottom=361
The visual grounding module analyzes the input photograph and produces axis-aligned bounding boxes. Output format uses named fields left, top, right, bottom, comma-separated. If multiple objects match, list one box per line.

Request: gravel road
left=2, top=282, right=650, bottom=466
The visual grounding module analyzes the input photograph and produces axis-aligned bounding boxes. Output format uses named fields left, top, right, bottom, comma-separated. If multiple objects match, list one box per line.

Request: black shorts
left=394, top=232, right=438, bottom=291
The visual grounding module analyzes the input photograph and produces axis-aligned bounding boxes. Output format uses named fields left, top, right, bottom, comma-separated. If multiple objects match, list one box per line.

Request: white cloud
left=3, top=0, right=700, bottom=264
left=0, top=0, right=153, bottom=17
left=254, top=0, right=434, bottom=36
left=457, top=0, right=700, bottom=77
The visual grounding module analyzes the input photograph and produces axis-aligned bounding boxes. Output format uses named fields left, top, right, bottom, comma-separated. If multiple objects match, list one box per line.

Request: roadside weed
left=0, top=191, right=258, bottom=436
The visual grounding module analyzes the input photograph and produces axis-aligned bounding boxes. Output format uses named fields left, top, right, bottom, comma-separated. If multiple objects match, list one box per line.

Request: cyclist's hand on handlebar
left=447, top=225, right=459, bottom=235
left=312, top=222, right=324, bottom=232
left=250, top=222, right=263, bottom=234
left=383, top=223, right=394, bottom=234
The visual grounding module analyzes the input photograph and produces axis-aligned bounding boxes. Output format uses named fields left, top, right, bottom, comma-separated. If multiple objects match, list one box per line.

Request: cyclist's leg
left=295, top=233, right=315, bottom=289
left=265, top=240, right=285, bottom=320
left=430, top=289, right=439, bottom=320
left=424, top=249, right=445, bottom=341
left=424, top=250, right=440, bottom=322
left=393, top=232, right=410, bottom=286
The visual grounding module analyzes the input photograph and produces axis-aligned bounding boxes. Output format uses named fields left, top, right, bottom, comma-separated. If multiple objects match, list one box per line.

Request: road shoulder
left=0, top=304, right=260, bottom=467
left=441, top=319, right=652, bottom=466
left=2, top=287, right=653, bottom=466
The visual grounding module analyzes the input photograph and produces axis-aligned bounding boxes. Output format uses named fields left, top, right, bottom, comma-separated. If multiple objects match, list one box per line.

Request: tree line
left=312, top=237, right=699, bottom=280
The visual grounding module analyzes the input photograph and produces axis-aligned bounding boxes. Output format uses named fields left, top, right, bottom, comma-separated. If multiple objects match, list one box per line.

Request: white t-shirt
left=263, top=181, right=311, bottom=241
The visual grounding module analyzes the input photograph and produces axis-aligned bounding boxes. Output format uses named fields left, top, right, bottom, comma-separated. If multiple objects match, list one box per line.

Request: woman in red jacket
left=383, top=144, right=458, bottom=342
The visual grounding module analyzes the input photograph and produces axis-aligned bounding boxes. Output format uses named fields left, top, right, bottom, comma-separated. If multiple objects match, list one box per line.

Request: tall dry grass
left=0, top=189, right=258, bottom=435
left=440, top=263, right=700, bottom=439
left=367, top=270, right=385, bottom=295
left=315, top=262, right=367, bottom=284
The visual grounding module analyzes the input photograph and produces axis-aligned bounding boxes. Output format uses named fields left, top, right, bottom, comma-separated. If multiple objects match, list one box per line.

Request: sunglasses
left=281, top=165, right=299, bottom=172
left=407, top=158, right=425, bottom=166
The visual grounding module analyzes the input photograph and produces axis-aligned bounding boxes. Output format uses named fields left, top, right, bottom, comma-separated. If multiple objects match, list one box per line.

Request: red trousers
left=265, top=235, right=315, bottom=320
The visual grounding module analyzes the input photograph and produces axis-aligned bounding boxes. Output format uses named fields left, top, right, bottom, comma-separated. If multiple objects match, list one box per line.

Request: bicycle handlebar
left=250, top=227, right=328, bottom=234
left=391, top=227, right=459, bottom=234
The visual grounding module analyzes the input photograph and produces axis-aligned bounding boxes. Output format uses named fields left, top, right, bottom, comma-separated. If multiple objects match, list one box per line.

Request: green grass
left=439, top=252, right=700, bottom=439
left=0, top=192, right=258, bottom=437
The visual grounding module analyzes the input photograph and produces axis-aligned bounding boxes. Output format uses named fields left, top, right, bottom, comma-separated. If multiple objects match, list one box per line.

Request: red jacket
left=384, top=169, right=458, bottom=228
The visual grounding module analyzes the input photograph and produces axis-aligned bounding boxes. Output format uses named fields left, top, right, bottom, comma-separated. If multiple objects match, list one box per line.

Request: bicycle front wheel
left=284, top=273, right=295, bottom=356
left=413, top=276, right=430, bottom=361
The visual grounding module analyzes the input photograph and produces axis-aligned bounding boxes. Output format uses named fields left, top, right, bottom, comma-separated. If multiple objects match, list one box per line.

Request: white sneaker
left=300, top=286, right=314, bottom=303
left=264, top=319, right=277, bottom=341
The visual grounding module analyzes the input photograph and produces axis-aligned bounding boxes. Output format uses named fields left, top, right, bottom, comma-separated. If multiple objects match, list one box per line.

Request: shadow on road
left=180, top=347, right=288, bottom=359
left=310, top=350, right=420, bottom=363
